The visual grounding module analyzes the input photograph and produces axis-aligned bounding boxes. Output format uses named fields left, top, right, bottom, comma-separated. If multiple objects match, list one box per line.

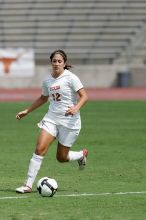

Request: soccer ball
left=37, top=177, right=58, bottom=197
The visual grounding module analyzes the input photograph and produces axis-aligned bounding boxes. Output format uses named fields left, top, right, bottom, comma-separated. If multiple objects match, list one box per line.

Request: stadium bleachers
left=0, top=0, right=146, bottom=64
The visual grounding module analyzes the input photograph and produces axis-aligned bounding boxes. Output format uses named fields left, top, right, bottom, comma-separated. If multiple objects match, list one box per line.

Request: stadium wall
left=0, top=65, right=146, bottom=88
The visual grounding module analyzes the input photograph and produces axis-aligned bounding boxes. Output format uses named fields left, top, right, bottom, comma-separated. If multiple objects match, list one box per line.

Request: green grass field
left=0, top=101, right=146, bottom=220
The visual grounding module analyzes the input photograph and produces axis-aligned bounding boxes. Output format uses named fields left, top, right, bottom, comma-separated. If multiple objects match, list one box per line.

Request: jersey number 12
left=52, top=93, right=61, bottom=101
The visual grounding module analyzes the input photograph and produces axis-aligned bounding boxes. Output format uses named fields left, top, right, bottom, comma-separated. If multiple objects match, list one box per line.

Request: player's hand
left=65, top=106, right=78, bottom=116
left=16, top=109, right=29, bottom=120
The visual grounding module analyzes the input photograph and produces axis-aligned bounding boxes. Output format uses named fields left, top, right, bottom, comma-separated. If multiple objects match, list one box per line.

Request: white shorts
left=38, top=120, right=80, bottom=147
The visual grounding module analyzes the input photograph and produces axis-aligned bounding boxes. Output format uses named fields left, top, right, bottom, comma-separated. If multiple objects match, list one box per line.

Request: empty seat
left=0, top=0, right=146, bottom=64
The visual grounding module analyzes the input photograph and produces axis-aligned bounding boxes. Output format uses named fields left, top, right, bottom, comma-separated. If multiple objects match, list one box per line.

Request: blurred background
left=0, top=0, right=146, bottom=90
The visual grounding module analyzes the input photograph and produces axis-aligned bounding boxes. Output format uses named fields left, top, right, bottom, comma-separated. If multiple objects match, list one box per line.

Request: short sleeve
left=42, top=80, right=49, bottom=96
left=70, top=73, right=83, bottom=92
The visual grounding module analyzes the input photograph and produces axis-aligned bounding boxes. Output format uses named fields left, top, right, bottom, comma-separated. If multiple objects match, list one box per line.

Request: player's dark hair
left=50, top=50, right=72, bottom=70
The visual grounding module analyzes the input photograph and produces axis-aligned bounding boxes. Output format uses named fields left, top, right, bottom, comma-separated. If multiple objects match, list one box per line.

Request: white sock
left=25, top=153, right=43, bottom=188
left=67, top=150, right=83, bottom=161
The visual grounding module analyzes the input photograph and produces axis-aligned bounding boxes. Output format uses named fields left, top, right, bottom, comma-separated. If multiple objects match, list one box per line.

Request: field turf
left=0, top=101, right=146, bottom=220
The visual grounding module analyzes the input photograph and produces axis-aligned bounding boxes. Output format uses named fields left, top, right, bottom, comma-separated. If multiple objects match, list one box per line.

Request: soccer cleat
left=78, top=149, right=88, bottom=170
left=16, top=185, right=32, bottom=194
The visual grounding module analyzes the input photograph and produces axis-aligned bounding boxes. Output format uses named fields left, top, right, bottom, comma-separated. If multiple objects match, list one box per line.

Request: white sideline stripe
left=56, top=191, right=146, bottom=197
left=0, top=191, right=146, bottom=200
left=0, top=196, right=28, bottom=200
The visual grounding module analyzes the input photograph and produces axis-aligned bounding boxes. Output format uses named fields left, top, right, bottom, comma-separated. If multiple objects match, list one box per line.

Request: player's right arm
left=16, top=95, right=48, bottom=120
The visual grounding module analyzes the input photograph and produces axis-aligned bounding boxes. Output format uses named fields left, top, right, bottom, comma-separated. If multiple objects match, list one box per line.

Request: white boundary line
left=0, top=191, right=146, bottom=200
left=56, top=191, right=146, bottom=197
left=0, top=196, right=28, bottom=200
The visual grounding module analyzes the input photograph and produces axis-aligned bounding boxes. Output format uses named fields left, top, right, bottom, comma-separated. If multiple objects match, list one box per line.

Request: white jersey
left=41, top=69, right=83, bottom=129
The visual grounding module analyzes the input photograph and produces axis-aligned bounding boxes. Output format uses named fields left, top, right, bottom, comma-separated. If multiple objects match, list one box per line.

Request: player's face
left=51, top=54, right=65, bottom=77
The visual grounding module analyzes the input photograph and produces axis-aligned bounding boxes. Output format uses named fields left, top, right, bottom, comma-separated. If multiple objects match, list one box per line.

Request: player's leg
left=56, top=126, right=88, bottom=169
left=56, top=143, right=70, bottom=162
left=24, top=129, right=55, bottom=189
left=16, top=122, right=56, bottom=193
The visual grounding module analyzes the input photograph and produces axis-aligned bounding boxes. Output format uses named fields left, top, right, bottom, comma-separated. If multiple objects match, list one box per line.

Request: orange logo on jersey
left=50, top=85, right=60, bottom=91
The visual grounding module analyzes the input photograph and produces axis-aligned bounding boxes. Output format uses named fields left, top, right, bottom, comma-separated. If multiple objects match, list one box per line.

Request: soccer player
left=16, top=50, right=88, bottom=193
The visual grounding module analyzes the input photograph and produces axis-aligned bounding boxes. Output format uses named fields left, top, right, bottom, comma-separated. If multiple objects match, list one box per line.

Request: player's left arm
left=76, top=88, right=88, bottom=110
left=66, top=88, right=88, bottom=116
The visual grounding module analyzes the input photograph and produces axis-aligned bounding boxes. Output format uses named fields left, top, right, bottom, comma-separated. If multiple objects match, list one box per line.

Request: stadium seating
left=0, top=0, right=146, bottom=64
